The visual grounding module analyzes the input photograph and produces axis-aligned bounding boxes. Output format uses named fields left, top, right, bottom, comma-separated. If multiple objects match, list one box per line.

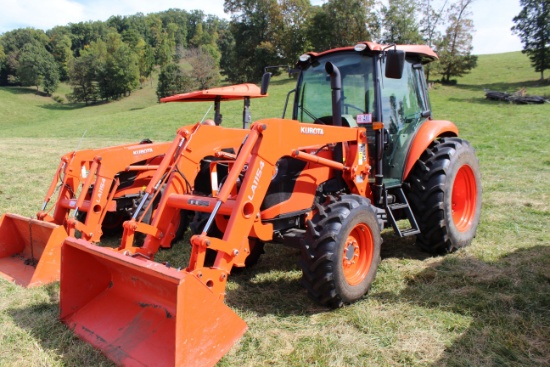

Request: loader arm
left=63, top=141, right=172, bottom=242
left=117, top=123, right=250, bottom=252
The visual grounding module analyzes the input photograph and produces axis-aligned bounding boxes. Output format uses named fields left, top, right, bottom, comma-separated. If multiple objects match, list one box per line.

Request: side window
left=381, top=59, right=424, bottom=133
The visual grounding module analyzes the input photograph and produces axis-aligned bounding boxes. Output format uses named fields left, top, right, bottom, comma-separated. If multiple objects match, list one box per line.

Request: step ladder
left=384, top=186, right=420, bottom=237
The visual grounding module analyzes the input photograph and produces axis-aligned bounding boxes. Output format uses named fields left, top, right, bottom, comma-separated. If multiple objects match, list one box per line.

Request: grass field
left=0, top=51, right=549, bottom=367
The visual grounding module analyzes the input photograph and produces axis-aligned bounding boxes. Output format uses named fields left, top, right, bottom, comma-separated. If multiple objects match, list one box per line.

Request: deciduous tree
left=435, top=0, right=477, bottom=83
left=156, top=63, right=197, bottom=100
left=0, top=45, right=5, bottom=75
left=17, top=41, right=59, bottom=95
left=307, top=0, right=378, bottom=51
left=380, top=0, right=423, bottom=44
left=186, top=47, right=221, bottom=89
left=223, top=0, right=284, bottom=82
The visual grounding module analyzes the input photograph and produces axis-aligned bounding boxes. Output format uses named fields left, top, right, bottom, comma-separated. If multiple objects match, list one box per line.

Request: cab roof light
left=354, top=43, right=367, bottom=52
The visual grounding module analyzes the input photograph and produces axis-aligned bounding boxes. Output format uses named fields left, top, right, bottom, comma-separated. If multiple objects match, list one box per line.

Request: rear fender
left=402, top=119, right=458, bottom=181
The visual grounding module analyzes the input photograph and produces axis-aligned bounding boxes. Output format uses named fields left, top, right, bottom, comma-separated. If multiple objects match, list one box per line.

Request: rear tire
left=406, top=137, right=482, bottom=254
left=299, top=195, right=382, bottom=308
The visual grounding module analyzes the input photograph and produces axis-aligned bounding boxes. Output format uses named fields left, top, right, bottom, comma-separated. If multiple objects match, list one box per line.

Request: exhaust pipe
left=325, top=61, right=342, bottom=128
left=325, top=62, right=344, bottom=169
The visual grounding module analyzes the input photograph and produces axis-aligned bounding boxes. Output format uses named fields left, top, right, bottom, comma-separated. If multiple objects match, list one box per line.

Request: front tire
left=299, top=195, right=382, bottom=308
left=406, top=137, right=482, bottom=254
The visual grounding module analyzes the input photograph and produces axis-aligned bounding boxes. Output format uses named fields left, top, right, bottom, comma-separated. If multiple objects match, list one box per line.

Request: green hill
left=0, top=51, right=548, bottom=367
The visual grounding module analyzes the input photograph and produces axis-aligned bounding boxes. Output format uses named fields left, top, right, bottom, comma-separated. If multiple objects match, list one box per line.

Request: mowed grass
left=0, top=51, right=549, bottom=366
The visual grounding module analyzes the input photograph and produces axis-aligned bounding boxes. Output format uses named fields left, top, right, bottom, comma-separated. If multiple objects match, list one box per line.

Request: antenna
left=75, top=130, right=88, bottom=151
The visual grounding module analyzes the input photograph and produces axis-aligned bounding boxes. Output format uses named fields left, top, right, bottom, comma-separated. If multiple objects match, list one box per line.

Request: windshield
left=294, top=52, right=375, bottom=124
left=294, top=50, right=431, bottom=182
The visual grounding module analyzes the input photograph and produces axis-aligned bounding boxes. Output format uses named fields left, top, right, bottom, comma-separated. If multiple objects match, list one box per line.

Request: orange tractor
left=0, top=83, right=266, bottom=288
left=60, top=42, right=481, bottom=366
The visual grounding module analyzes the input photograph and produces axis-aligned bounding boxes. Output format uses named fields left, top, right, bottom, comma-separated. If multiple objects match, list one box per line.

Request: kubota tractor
left=59, top=42, right=481, bottom=367
left=0, top=83, right=266, bottom=288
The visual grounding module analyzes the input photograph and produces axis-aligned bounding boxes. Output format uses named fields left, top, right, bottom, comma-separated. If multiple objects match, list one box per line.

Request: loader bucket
left=60, top=238, right=247, bottom=367
left=0, top=213, right=67, bottom=287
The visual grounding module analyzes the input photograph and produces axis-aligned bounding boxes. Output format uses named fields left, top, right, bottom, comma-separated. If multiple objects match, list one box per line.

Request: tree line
left=0, top=0, right=502, bottom=103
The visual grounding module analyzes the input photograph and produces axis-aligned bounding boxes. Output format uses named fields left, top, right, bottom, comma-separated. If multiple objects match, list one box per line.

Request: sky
left=0, top=0, right=523, bottom=55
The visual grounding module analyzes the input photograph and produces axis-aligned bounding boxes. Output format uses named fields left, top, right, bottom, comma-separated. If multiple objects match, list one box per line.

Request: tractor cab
left=292, top=42, right=437, bottom=187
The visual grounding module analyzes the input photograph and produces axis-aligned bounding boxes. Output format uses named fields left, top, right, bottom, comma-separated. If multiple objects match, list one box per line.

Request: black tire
left=74, top=211, right=126, bottom=238
left=134, top=191, right=189, bottom=248
left=172, top=210, right=190, bottom=243
left=299, top=195, right=382, bottom=309
left=100, top=212, right=127, bottom=236
left=245, top=240, right=265, bottom=267
left=190, top=211, right=223, bottom=238
left=406, top=137, right=482, bottom=254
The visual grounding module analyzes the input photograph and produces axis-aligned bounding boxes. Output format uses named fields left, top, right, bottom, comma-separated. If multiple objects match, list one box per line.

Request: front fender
left=402, top=119, right=458, bottom=180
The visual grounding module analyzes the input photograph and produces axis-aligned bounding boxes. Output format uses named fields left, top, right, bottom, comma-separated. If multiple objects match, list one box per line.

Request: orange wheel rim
left=452, top=165, right=477, bottom=232
left=342, top=223, right=374, bottom=286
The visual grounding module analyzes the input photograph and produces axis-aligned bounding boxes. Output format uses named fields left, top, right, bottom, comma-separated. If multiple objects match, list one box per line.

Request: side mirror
left=385, top=49, right=406, bottom=79
left=261, top=72, right=272, bottom=95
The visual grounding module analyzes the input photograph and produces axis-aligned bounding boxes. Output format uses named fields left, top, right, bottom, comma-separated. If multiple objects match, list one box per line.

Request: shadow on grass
left=452, top=79, right=548, bottom=93
left=39, top=102, right=86, bottom=111
left=1, top=86, right=48, bottom=96
left=373, top=245, right=550, bottom=366
left=380, top=231, right=433, bottom=261
left=268, top=76, right=296, bottom=86
left=225, top=232, right=433, bottom=317
left=6, top=283, right=115, bottom=366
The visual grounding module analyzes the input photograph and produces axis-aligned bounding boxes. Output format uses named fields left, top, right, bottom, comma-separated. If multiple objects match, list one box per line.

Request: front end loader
left=0, top=141, right=170, bottom=287
left=0, top=83, right=266, bottom=288
left=59, top=42, right=481, bottom=366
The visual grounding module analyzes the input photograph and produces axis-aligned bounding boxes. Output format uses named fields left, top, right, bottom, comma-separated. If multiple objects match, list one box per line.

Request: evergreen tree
left=512, top=0, right=550, bottom=80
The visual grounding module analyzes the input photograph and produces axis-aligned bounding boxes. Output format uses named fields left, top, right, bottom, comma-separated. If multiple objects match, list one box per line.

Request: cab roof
left=304, top=41, right=439, bottom=64
left=160, top=83, right=266, bottom=103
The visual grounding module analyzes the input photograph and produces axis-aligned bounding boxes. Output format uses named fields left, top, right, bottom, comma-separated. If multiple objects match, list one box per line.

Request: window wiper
left=300, top=105, right=324, bottom=124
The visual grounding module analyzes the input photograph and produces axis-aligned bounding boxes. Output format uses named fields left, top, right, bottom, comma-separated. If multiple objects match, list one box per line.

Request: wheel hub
left=452, top=164, right=477, bottom=232
left=342, top=223, right=373, bottom=286
left=344, top=242, right=356, bottom=262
